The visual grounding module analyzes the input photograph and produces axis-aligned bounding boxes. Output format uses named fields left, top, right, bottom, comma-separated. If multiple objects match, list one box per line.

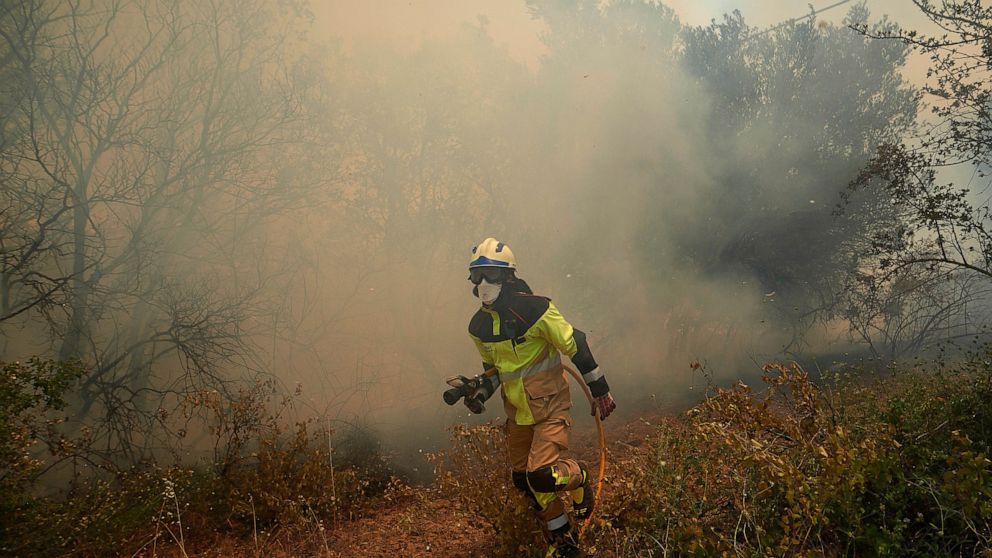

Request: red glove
left=591, top=392, right=616, bottom=420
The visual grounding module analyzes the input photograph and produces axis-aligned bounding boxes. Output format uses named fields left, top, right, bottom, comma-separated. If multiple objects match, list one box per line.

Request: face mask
left=477, top=279, right=502, bottom=305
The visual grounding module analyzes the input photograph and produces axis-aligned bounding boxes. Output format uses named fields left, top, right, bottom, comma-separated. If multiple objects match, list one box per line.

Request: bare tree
left=845, top=1, right=992, bottom=357
left=843, top=266, right=991, bottom=359
left=0, top=0, right=324, bottom=463
left=0, top=0, right=79, bottom=328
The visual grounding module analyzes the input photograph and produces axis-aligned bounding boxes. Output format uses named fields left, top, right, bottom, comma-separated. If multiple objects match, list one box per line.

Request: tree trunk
left=59, top=178, right=89, bottom=361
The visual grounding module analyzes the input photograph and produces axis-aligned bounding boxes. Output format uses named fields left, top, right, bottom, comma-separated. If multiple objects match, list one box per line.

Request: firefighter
left=464, top=237, right=616, bottom=558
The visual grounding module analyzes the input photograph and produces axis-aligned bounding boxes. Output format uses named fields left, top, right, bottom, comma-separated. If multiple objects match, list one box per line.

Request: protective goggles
left=469, top=267, right=508, bottom=285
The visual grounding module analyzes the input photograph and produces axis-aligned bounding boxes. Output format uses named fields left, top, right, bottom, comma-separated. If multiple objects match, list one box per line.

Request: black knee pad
left=526, top=465, right=558, bottom=493
left=512, top=470, right=530, bottom=493
left=512, top=470, right=539, bottom=509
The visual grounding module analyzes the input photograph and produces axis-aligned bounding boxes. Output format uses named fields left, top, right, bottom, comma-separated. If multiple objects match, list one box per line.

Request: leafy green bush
left=0, top=358, right=86, bottom=554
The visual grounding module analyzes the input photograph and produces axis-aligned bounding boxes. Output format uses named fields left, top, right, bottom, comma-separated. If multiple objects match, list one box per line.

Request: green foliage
left=0, top=359, right=85, bottom=524
left=6, top=466, right=193, bottom=557
left=0, top=358, right=84, bottom=420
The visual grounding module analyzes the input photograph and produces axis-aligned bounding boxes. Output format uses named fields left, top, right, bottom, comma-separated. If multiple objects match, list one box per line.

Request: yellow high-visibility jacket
left=468, top=279, right=609, bottom=426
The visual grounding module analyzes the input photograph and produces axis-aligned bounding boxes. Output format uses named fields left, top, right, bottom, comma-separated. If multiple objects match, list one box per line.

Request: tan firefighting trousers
left=504, top=369, right=584, bottom=533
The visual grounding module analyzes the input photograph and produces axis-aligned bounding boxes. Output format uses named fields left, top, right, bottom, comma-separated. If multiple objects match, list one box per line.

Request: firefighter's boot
left=545, top=525, right=584, bottom=558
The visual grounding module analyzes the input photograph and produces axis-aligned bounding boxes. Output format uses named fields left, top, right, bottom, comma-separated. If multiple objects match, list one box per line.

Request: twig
left=160, top=478, right=188, bottom=558
left=172, top=487, right=188, bottom=558
left=150, top=499, right=164, bottom=557
left=734, top=484, right=746, bottom=555
left=250, top=493, right=259, bottom=558
left=307, top=505, right=330, bottom=555
left=642, top=529, right=664, bottom=556
left=327, top=417, right=337, bottom=529
left=915, top=419, right=949, bottom=440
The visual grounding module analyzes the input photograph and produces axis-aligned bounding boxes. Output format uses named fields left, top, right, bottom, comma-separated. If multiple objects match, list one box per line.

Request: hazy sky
left=312, top=0, right=936, bottom=73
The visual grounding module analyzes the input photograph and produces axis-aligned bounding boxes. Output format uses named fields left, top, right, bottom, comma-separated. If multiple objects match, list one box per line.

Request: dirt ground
left=323, top=491, right=492, bottom=558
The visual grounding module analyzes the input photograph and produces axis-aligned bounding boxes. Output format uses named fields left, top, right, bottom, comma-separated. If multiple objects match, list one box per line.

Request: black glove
left=464, top=392, right=485, bottom=414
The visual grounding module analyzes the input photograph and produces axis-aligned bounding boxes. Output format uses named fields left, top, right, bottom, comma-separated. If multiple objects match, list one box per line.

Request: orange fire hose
left=563, top=363, right=606, bottom=541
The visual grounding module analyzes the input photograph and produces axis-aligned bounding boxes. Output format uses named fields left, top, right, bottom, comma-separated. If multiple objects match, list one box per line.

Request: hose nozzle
left=441, top=374, right=486, bottom=413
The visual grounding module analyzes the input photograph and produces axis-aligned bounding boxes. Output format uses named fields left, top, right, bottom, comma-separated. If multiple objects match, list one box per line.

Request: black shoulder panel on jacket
left=468, top=310, right=494, bottom=340
left=467, top=290, right=551, bottom=344
left=506, top=292, right=550, bottom=332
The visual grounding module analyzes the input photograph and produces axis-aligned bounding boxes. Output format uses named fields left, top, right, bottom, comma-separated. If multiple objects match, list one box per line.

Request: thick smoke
left=0, top=0, right=939, bottom=475
left=263, top=1, right=925, bottom=469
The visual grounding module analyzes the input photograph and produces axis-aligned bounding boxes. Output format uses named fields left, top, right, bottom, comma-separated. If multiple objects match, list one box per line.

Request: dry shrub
left=601, top=361, right=992, bottom=557
left=689, top=363, right=901, bottom=555
left=593, top=415, right=730, bottom=555
left=1, top=369, right=402, bottom=557
left=428, top=422, right=546, bottom=557
left=179, top=382, right=404, bottom=543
